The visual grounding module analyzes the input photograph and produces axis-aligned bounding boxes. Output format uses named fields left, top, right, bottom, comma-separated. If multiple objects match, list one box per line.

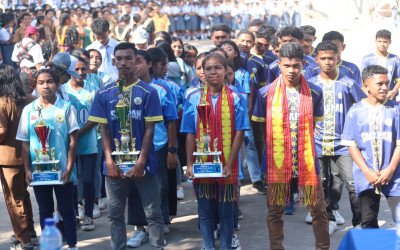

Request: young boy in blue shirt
left=342, top=65, right=400, bottom=228
left=88, top=42, right=165, bottom=249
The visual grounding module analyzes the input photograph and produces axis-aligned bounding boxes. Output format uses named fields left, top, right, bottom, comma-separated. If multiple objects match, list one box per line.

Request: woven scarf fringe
left=298, top=185, right=317, bottom=206
left=193, top=182, right=238, bottom=202
left=267, top=183, right=290, bottom=206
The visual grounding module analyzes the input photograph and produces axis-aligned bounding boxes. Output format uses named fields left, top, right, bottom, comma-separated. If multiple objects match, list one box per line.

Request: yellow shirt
left=153, top=14, right=170, bottom=33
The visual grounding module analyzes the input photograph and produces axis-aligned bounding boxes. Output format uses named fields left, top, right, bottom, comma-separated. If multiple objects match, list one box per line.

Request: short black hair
left=202, top=53, right=228, bottom=70
left=237, top=30, right=255, bottom=41
left=279, top=42, right=304, bottom=61
left=136, top=50, right=151, bottom=62
left=156, top=41, right=176, bottom=62
left=255, top=25, right=273, bottom=41
left=300, top=25, right=316, bottom=36
left=376, top=29, right=391, bottom=40
left=154, top=31, right=172, bottom=44
left=315, top=41, right=338, bottom=56
left=70, top=48, right=90, bottom=60
left=210, top=23, right=231, bottom=35
left=249, top=19, right=265, bottom=28
left=219, top=40, right=243, bottom=71
left=362, top=65, right=388, bottom=83
left=87, top=49, right=102, bottom=62
left=114, top=42, right=137, bottom=56
left=276, top=27, right=304, bottom=41
left=322, top=31, right=344, bottom=43
left=302, top=34, right=313, bottom=43
left=270, top=36, right=279, bottom=49
left=120, top=14, right=131, bottom=23
left=91, top=18, right=110, bottom=34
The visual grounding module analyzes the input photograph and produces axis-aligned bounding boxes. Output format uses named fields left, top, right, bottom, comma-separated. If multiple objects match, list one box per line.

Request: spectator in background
left=152, top=4, right=170, bottom=34
left=0, top=13, right=15, bottom=67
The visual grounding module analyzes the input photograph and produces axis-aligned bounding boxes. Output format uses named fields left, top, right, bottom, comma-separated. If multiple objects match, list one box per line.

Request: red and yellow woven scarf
left=195, top=84, right=238, bottom=202
left=266, top=75, right=318, bottom=206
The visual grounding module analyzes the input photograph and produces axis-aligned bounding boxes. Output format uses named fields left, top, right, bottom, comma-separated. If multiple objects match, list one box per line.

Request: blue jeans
left=194, top=184, right=234, bottom=250
left=33, top=182, right=77, bottom=246
left=94, top=139, right=103, bottom=199
left=245, top=128, right=262, bottom=183
left=77, top=153, right=97, bottom=217
left=106, top=174, right=164, bottom=250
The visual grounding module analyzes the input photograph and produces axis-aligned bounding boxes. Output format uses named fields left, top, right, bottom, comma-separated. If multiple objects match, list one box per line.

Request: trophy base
left=111, top=151, right=140, bottom=156
left=31, top=170, right=63, bottom=186
left=32, top=160, right=60, bottom=165
left=116, top=162, right=136, bottom=174
left=193, top=162, right=223, bottom=178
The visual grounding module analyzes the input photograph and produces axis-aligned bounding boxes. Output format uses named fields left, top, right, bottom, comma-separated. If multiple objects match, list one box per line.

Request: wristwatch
left=168, top=146, right=178, bottom=154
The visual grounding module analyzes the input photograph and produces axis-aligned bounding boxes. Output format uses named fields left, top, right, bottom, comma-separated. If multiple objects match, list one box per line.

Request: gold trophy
left=192, top=84, right=223, bottom=178
left=111, top=77, right=140, bottom=175
left=31, top=106, right=62, bottom=186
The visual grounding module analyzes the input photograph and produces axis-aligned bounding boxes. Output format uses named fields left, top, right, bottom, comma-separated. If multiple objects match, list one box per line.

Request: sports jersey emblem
left=30, top=114, right=37, bottom=122
left=87, top=95, right=92, bottom=102
left=385, top=118, right=392, bottom=126
left=337, top=93, right=343, bottom=100
left=252, top=68, right=257, bottom=74
left=55, top=113, right=65, bottom=123
left=134, top=97, right=142, bottom=105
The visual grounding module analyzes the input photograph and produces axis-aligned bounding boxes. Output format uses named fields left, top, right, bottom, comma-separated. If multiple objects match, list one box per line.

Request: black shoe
left=9, top=232, right=38, bottom=245
left=238, top=208, right=244, bottom=220
left=252, top=180, right=267, bottom=195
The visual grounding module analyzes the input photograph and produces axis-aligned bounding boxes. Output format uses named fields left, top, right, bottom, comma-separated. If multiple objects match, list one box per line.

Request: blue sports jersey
left=234, top=68, right=251, bottom=97
left=241, top=52, right=269, bottom=88
left=268, top=55, right=317, bottom=84
left=304, top=60, right=362, bottom=87
left=97, top=71, right=114, bottom=87
left=341, top=100, right=400, bottom=196
left=180, top=85, right=250, bottom=134
left=88, top=80, right=163, bottom=175
left=154, top=77, right=183, bottom=110
left=148, top=79, right=178, bottom=151
left=361, top=53, right=400, bottom=90
left=251, top=49, right=277, bottom=66
left=16, top=97, right=80, bottom=183
left=63, top=78, right=100, bottom=155
left=308, top=75, right=366, bottom=156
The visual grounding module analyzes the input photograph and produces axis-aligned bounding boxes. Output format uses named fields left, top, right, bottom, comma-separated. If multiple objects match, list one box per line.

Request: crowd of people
left=1, top=1, right=400, bottom=250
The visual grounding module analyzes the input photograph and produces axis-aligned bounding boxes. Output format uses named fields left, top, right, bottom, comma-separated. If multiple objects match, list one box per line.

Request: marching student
left=361, top=29, right=400, bottom=100
left=88, top=42, right=165, bottom=249
left=17, top=68, right=79, bottom=250
left=306, top=41, right=365, bottom=235
left=252, top=43, right=329, bottom=249
left=182, top=53, right=249, bottom=250
left=342, top=65, right=400, bottom=228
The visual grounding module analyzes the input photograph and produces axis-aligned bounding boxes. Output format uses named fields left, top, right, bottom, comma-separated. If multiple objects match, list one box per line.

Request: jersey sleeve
left=350, top=82, right=367, bottom=103
left=251, top=88, right=267, bottom=122
left=396, top=106, right=400, bottom=146
left=16, top=106, right=30, bottom=141
left=341, top=108, right=357, bottom=146
left=162, top=89, right=179, bottom=122
left=312, top=87, right=324, bottom=121
left=143, top=90, right=163, bottom=122
left=66, top=105, right=80, bottom=134
left=235, top=93, right=251, bottom=131
left=180, top=97, right=197, bottom=134
left=88, top=90, right=108, bottom=124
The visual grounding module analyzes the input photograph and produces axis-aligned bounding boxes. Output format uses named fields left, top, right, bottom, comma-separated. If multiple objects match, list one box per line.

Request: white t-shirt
left=11, top=37, right=45, bottom=68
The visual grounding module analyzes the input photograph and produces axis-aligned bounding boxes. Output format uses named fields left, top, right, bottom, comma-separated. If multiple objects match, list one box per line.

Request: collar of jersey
left=123, top=79, right=141, bottom=91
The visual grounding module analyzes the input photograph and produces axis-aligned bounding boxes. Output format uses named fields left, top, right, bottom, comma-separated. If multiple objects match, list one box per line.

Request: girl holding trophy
left=181, top=53, right=249, bottom=250
left=16, top=69, right=79, bottom=249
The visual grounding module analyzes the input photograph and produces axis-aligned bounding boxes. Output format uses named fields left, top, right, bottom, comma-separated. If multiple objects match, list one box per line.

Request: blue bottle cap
left=44, top=218, right=55, bottom=226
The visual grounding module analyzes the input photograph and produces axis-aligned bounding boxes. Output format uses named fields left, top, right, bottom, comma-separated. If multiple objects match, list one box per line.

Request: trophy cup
left=192, top=85, right=223, bottom=178
left=30, top=106, right=62, bottom=186
left=111, top=77, right=140, bottom=175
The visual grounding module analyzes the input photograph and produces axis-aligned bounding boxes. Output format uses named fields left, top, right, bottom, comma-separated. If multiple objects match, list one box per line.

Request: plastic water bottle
left=396, top=203, right=400, bottom=250
left=40, top=218, right=62, bottom=250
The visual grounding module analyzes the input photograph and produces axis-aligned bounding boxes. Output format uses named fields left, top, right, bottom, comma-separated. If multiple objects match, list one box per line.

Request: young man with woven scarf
left=252, top=42, right=330, bottom=249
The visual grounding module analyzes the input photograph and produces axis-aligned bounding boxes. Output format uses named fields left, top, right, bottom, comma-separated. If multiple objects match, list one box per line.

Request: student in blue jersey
left=220, top=40, right=267, bottom=195
left=341, top=65, right=400, bottom=228
left=361, top=29, right=400, bottom=100
left=304, top=31, right=362, bottom=87
left=63, top=57, right=99, bottom=231
left=126, top=50, right=178, bottom=248
left=16, top=69, right=79, bottom=250
left=305, top=42, right=365, bottom=235
left=252, top=42, right=329, bottom=250
left=251, top=25, right=277, bottom=66
left=181, top=53, right=249, bottom=250
left=87, top=49, right=114, bottom=87
left=300, top=25, right=317, bottom=57
left=268, top=26, right=317, bottom=84
left=88, top=42, right=165, bottom=250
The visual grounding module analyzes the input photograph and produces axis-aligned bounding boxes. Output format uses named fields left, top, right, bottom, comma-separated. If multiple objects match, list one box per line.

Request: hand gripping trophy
left=31, top=106, right=62, bottom=185
left=111, top=76, right=140, bottom=174
left=192, top=84, right=223, bottom=178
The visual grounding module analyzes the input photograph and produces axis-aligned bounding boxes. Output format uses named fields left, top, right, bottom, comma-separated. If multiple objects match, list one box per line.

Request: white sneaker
left=305, top=212, right=312, bottom=224
left=329, top=221, right=337, bottom=236
left=81, top=216, right=95, bottom=231
left=66, top=247, right=79, bottom=250
left=231, top=233, right=242, bottom=250
left=92, top=204, right=101, bottom=219
left=177, top=186, right=185, bottom=200
left=98, top=198, right=107, bottom=210
left=78, top=204, right=85, bottom=220
left=333, top=210, right=345, bottom=225
left=127, top=230, right=149, bottom=248
left=164, top=224, right=170, bottom=234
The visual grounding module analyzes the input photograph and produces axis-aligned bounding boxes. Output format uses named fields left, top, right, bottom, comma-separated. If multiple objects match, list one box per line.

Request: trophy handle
left=131, top=138, right=136, bottom=152
left=34, top=149, right=39, bottom=162
left=51, top=148, right=56, bottom=161
left=213, top=138, right=218, bottom=152
left=114, top=138, right=120, bottom=152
